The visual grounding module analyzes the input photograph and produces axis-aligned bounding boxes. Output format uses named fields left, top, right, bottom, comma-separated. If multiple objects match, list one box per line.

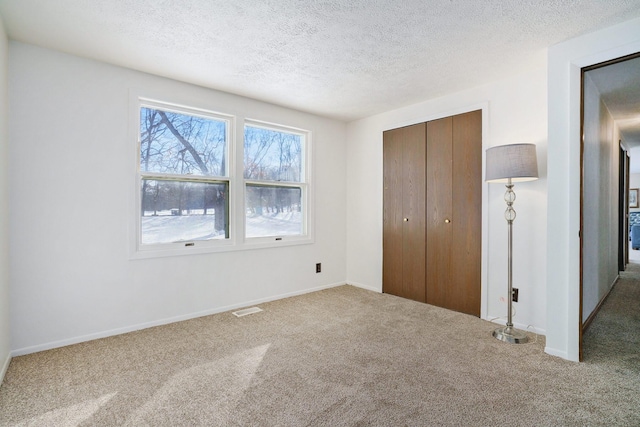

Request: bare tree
left=244, top=127, right=302, bottom=214
left=140, top=107, right=228, bottom=235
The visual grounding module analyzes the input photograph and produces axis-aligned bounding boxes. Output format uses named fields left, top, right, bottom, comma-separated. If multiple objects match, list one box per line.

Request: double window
left=134, top=98, right=311, bottom=256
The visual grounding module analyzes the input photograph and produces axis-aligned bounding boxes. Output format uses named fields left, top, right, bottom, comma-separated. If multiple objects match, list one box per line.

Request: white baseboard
left=12, top=281, right=347, bottom=357
left=346, top=281, right=380, bottom=293
left=0, top=352, right=10, bottom=386
left=545, top=346, right=571, bottom=360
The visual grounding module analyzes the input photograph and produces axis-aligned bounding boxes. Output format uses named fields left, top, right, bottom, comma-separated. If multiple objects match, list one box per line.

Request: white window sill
left=130, top=235, right=314, bottom=259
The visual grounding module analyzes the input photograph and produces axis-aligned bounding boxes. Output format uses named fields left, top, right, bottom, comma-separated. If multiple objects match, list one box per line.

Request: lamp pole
left=493, top=178, right=528, bottom=343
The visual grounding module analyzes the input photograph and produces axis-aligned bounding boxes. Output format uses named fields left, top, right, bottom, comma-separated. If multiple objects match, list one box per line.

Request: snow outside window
left=132, top=96, right=312, bottom=258
left=244, top=123, right=308, bottom=239
left=138, top=102, right=230, bottom=248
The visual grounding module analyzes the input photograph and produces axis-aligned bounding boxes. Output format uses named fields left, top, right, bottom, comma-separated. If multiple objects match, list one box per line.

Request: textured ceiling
left=1, top=0, right=640, bottom=121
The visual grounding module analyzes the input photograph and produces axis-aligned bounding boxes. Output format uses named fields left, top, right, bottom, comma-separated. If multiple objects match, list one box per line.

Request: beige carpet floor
left=0, top=272, right=639, bottom=426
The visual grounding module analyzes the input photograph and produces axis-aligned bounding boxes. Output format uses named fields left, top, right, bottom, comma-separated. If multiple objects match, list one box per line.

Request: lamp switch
left=512, top=288, right=519, bottom=302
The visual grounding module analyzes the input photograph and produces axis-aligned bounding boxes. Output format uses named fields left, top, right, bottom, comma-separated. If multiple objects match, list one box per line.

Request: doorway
left=580, top=52, right=640, bottom=360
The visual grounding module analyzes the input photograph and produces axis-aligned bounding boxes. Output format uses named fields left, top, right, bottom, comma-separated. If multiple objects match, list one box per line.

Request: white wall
left=630, top=173, right=640, bottom=199
left=547, top=16, right=640, bottom=361
left=346, top=59, right=548, bottom=333
left=0, top=17, right=11, bottom=381
left=630, top=147, right=640, bottom=174
left=581, top=74, right=619, bottom=323
left=8, top=42, right=347, bottom=354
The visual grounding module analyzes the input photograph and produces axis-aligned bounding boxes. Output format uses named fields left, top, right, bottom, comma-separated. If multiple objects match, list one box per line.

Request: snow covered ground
left=141, top=210, right=301, bottom=244
left=245, top=210, right=301, bottom=238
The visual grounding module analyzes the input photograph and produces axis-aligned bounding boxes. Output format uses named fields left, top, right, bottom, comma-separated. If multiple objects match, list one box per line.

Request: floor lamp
left=485, top=143, right=538, bottom=344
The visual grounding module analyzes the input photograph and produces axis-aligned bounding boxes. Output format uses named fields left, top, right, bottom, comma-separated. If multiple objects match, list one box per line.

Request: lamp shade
left=485, top=143, right=538, bottom=183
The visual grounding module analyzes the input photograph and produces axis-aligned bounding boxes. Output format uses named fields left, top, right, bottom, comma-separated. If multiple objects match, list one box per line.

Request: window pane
left=140, top=107, right=227, bottom=176
left=245, top=185, right=302, bottom=238
left=244, top=125, right=302, bottom=181
left=141, top=180, right=228, bottom=244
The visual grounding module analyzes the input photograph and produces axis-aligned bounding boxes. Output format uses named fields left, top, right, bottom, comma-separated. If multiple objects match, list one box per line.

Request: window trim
left=129, top=93, right=314, bottom=259
left=132, top=96, right=235, bottom=258
left=242, top=119, right=311, bottom=244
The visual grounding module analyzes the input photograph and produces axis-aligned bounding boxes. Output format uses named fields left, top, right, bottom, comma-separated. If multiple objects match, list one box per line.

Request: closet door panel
left=401, top=123, right=427, bottom=302
left=451, top=110, right=482, bottom=316
left=383, top=129, right=404, bottom=297
left=426, top=117, right=453, bottom=308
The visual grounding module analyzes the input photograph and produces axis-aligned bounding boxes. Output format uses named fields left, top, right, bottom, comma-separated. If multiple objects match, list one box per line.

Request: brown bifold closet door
left=382, top=123, right=426, bottom=303
left=383, top=110, right=481, bottom=317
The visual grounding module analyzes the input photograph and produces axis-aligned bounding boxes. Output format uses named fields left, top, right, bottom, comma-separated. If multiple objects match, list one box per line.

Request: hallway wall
left=582, top=73, right=620, bottom=323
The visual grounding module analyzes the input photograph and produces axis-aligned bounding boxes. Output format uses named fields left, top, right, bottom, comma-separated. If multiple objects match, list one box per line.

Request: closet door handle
left=403, top=218, right=409, bottom=222
left=444, top=219, right=451, bottom=224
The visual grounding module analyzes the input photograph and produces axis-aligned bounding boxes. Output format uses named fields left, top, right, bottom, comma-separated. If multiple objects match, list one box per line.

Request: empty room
left=1, top=1, right=640, bottom=425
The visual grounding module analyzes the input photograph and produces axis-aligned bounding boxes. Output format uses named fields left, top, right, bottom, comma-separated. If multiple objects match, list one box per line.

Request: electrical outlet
left=512, top=288, right=519, bottom=302
left=316, top=263, right=321, bottom=273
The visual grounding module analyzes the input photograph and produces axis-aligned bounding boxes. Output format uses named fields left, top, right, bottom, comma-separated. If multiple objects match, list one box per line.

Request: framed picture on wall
left=631, top=189, right=639, bottom=208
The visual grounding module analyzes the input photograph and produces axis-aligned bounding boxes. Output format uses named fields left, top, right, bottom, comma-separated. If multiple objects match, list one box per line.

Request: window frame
left=129, top=94, right=314, bottom=259
left=132, top=97, right=235, bottom=258
left=243, top=120, right=311, bottom=244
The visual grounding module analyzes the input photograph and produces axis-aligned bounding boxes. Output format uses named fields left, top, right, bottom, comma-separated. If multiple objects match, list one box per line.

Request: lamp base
left=492, top=326, right=529, bottom=344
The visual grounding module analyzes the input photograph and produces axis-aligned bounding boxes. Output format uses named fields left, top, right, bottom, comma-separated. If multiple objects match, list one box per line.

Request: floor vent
left=232, top=307, right=263, bottom=317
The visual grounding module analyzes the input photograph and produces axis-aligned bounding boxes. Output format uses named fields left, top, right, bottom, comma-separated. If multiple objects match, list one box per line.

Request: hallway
left=583, top=263, right=640, bottom=376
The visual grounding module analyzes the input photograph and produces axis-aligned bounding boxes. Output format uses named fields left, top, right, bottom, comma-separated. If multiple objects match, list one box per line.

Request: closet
left=382, top=110, right=481, bottom=317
